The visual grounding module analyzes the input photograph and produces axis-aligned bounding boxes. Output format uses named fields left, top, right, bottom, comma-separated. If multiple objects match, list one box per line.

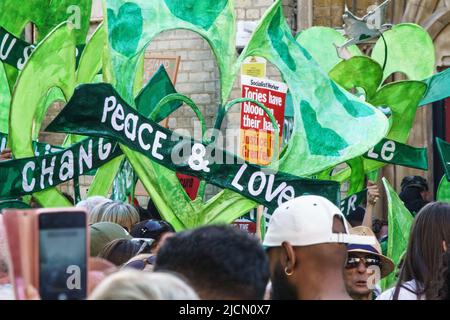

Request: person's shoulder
left=376, top=287, right=395, bottom=300
left=376, top=281, right=421, bottom=300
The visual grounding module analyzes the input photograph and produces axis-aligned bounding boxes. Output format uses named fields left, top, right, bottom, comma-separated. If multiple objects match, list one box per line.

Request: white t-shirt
left=376, top=280, right=425, bottom=300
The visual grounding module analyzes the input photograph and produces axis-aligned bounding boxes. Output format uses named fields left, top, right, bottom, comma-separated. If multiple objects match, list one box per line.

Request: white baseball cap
left=263, top=195, right=376, bottom=247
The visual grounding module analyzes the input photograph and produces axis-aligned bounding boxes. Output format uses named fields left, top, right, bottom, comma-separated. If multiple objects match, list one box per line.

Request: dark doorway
left=432, top=67, right=450, bottom=195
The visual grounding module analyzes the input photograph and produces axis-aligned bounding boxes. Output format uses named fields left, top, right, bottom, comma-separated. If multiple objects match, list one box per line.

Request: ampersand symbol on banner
left=188, top=143, right=210, bottom=173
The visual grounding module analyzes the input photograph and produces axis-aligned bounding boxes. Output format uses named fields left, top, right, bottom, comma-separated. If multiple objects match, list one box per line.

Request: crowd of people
left=0, top=174, right=449, bottom=300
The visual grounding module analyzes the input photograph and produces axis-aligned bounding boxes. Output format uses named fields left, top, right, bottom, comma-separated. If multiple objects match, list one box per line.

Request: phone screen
left=38, top=211, right=87, bottom=300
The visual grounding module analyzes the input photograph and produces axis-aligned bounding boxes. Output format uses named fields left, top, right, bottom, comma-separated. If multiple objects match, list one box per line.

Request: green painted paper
left=8, top=22, right=107, bottom=207
left=0, top=63, right=10, bottom=133
left=296, top=26, right=362, bottom=73
left=436, top=137, right=450, bottom=181
left=329, top=56, right=383, bottom=101
left=134, top=65, right=181, bottom=122
left=372, top=23, right=435, bottom=81
left=420, top=68, right=450, bottom=106
left=381, top=177, right=413, bottom=291
left=239, top=2, right=388, bottom=177
left=437, top=176, right=450, bottom=203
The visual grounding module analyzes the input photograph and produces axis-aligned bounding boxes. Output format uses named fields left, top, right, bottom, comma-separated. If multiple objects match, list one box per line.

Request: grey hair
left=89, top=270, right=199, bottom=300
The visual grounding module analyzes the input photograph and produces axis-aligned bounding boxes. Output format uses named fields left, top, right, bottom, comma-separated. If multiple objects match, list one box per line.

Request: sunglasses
left=123, top=255, right=157, bottom=270
left=345, top=255, right=381, bottom=269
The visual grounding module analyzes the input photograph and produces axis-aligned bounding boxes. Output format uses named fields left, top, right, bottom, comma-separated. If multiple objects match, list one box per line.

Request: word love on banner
left=0, top=26, right=34, bottom=70
left=46, top=83, right=340, bottom=209
left=363, top=138, right=428, bottom=170
left=436, top=137, right=450, bottom=181
left=340, top=189, right=367, bottom=217
left=0, top=137, right=122, bottom=199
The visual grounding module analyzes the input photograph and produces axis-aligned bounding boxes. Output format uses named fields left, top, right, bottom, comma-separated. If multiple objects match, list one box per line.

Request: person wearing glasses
left=344, top=226, right=394, bottom=300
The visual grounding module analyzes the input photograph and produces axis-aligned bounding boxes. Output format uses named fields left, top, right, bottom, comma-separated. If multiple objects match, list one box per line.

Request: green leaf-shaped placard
left=372, top=23, right=435, bottom=81
left=296, top=26, right=362, bottom=73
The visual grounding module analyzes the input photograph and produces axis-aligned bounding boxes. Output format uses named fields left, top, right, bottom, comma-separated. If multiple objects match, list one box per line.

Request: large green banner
left=363, top=138, right=428, bottom=170
left=46, top=83, right=341, bottom=209
left=0, top=137, right=122, bottom=199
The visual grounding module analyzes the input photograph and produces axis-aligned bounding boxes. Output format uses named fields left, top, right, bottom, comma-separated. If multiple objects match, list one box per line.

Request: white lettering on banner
left=138, top=124, right=153, bottom=151
left=367, top=140, right=396, bottom=161
left=232, top=164, right=296, bottom=205
left=22, top=161, right=36, bottom=192
left=16, top=45, right=35, bottom=70
left=59, top=150, right=74, bottom=181
left=278, top=186, right=294, bottom=206
left=231, top=164, right=247, bottom=191
left=112, top=103, right=125, bottom=131
left=98, top=138, right=112, bottom=160
left=0, top=136, right=6, bottom=152
left=102, top=96, right=117, bottom=123
left=152, top=131, right=166, bottom=160
left=381, top=140, right=396, bottom=161
left=125, top=113, right=139, bottom=141
left=79, top=140, right=93, bottom=174
left=265, top=175, right=287, bottom=202
left=0, top=33, right=16, bottom=60
left=248, top=172, right=266, bottom=196
left=341, top=194, right=357, bottom=216
left=102, top=96, right=168, bottom=161
left=40, top=156, right=56, bottom=189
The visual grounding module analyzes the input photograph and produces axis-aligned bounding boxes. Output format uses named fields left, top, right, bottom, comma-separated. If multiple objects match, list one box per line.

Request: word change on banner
left=0, top=132, right=63, bottom=157
left=363, top=138, right=428, bottom=170
left=46, top=83, right=340, bottom=210
left=0, top=137, right=122, bottom=199
left=240, top=75, right=287, bottom=165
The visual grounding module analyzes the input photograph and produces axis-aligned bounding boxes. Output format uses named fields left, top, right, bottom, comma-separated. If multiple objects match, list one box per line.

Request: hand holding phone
left=3, top=208, right=89, bottom=300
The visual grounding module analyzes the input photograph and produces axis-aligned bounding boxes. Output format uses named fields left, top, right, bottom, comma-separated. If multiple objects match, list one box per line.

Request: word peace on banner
left=46, top=83, right=341, bottom=210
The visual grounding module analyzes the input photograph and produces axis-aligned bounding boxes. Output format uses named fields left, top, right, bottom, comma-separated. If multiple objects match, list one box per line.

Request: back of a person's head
left=130, top=219, right=175, bottom=241
left=437, top=250, right=450, bottom=300
left=76, top=196, right=112, bottom=215
left=89, top=270, right=199, bottom=300
left=98, top=239, right=148, bottom=266
left=347, top=206, right=365, bottom=227
left=90, top=201, right=140, bottom=232
left=397, top=202, right=450, bottom=299
left=154, top=225, right=269, bottom=300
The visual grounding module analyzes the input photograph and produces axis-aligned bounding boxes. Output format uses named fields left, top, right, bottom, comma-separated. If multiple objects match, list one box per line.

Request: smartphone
left=35, top=208, right=88, bottom=300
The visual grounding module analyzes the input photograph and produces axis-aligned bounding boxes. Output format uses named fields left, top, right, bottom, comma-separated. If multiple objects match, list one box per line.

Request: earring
left=284, top=267, right=293, bottom=276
